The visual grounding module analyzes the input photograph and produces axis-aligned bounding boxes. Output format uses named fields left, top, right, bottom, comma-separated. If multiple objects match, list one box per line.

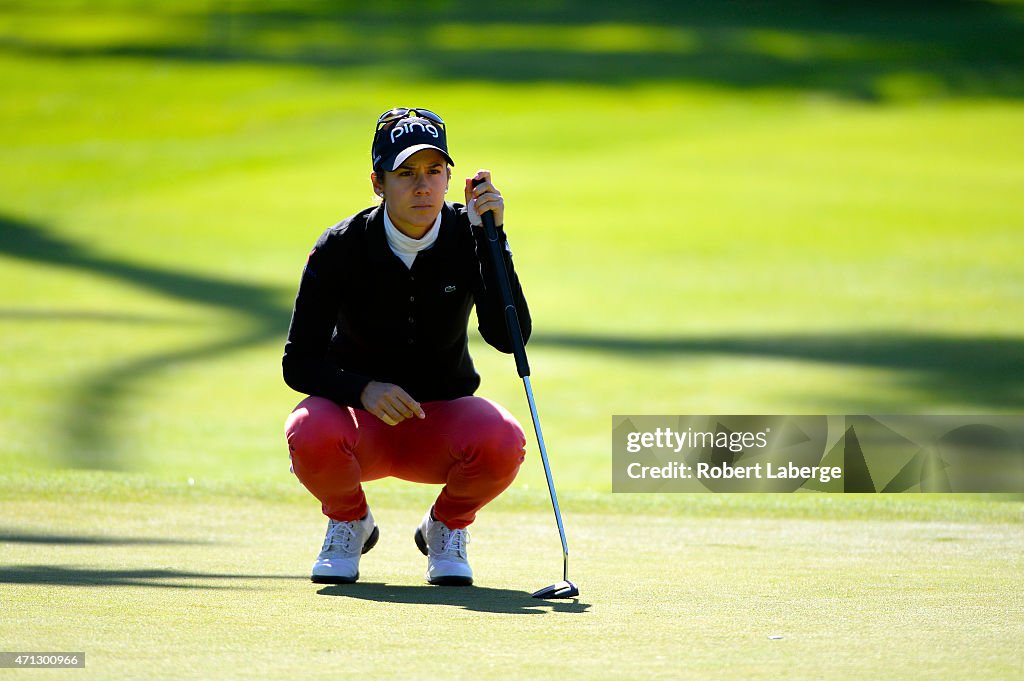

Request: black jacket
left=283, top=202, right=531, bottom=407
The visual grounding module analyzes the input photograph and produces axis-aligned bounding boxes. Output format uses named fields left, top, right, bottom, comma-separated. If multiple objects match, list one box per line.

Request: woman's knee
left=471, top=406, right=527, bottom=476
left=285, top=397, right=358, bottom=471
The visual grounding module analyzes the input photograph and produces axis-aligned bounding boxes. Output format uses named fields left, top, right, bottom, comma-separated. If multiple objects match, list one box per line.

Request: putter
left=473, top=179, right=579, bottom=600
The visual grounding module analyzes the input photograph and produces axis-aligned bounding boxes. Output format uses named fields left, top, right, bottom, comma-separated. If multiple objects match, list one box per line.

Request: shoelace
left=323, top=519, right=359, bottom=554
left=439, top=526, right=469, bottom=557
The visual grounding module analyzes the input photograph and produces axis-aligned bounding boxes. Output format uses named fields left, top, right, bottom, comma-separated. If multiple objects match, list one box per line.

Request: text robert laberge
left=625, top=461, right=843, bottom=483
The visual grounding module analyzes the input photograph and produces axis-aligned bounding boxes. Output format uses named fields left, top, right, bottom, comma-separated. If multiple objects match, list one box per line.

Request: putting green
left=1, top=480, right=1021, bottom=680
left=2, top=2, right=1023, bottom=678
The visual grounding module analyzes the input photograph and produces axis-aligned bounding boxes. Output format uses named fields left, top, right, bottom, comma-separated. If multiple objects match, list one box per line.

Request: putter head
left=531, top=580, right=579, bottom=599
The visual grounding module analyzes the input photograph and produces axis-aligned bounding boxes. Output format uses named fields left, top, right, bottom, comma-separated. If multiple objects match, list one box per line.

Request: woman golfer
left=282, top=107, right=530, bottom=586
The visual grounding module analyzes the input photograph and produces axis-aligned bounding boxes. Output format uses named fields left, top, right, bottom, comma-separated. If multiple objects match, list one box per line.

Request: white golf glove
left=467, top=196, right=483, bottom=227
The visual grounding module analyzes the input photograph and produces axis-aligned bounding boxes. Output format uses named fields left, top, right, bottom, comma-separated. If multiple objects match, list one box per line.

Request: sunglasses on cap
left=375, top=107, right=445, bottom=133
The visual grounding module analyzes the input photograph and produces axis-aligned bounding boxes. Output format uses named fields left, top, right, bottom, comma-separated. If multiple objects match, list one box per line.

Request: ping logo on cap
left=372, top=112, right=453, bottom=172
left=390, top=120, right=440, bottom=143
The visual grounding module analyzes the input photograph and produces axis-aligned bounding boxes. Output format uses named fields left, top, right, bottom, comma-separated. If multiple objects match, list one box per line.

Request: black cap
left=372, top=117, right=454, bottom=172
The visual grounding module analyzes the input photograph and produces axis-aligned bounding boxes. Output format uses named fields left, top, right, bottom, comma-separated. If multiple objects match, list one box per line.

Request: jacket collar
left=367, top=202, right=457, bottom=264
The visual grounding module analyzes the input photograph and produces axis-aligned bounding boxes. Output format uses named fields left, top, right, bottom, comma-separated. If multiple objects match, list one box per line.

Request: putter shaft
left=523, top=375, right=569, bottom=583
left=472, top=185, right=574, bottom=593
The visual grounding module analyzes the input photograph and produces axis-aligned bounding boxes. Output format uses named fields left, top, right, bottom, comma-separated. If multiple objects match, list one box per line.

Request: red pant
left=284, top=396, right=526, bottom=529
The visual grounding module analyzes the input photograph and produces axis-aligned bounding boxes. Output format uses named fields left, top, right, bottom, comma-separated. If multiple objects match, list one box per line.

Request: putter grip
left=473, top=179, right=531, bottom=377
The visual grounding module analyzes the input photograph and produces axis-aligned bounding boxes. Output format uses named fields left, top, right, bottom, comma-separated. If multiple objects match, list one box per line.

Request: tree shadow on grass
left=0, top=213, right=291, bottom=469
left=0, top=565, right=306, bottom=589
left=317, top=582, right=590, bottom=615
left=3, top=212, right=1023, bottom=472
left=0, top=308, right=193, bottom=324
left=0, top=215, right=284, bottom=324
left=531, top=331, right=1024, bottom=409
left=0, top=529, right=211, bottom=545
left=1, top=0, right=1022, bottom=100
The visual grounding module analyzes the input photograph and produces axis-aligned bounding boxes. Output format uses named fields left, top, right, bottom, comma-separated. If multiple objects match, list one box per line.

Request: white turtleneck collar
left=383, top=205, right=442, bottom=269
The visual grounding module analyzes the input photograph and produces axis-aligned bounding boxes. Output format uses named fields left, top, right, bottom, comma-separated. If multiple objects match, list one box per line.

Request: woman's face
left=374, top=148, right=451, bottom=238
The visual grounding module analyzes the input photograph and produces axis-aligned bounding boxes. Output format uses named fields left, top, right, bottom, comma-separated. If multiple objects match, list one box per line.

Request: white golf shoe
left=414, top=508, right=473, bottom=586
left=310, top=510, right=379, bottom=584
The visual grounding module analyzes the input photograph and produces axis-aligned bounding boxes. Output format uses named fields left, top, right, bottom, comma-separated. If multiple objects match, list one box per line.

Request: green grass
left=2, top=488, right=1022, bottom=680
left=1, top=2, right=1023, bottom=679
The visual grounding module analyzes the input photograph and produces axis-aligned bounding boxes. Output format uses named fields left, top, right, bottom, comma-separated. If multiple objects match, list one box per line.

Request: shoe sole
left=414, top=528, right=473, bottom=587
left=309, top=525, right=380, bottom=584
left=428, top=575, right=473, bottom=587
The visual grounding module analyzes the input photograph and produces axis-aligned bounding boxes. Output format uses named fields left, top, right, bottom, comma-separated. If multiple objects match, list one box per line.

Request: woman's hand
left=464, top=169, right=504, bottom=228
left=360, top=381, right=425, bottom=425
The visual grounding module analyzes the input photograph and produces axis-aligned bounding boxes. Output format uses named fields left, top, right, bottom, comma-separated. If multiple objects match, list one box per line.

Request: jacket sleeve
left=471, top=220, right=532, bottom=354
left=282, top=231, right=372, bottom=407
